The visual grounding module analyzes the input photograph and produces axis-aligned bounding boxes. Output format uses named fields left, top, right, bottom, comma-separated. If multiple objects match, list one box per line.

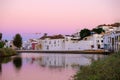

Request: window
left=91, top=45, right=94, bottom=48
left=115, top=36, right=117, bottom=41
left=97, top=40, right=99, bottom=42
left=97, top=44, right=100, bottom=49
left=119, top=36, right=120, bottom=42
left=84, top=38, right=87, bottom=40
left=54, top=41, right=56, bottom=44
left=101, top=40, right=103, bottom=43
left=66, top=38, right=68, bottom=41
left=49, top=41, right=51, bottom=44
left=117, top=36, right=118, bottom=42
left=45, top=41, right=47, bottom=43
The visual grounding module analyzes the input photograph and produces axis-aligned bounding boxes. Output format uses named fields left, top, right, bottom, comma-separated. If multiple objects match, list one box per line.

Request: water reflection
left=0, top=64, right=2, bottom=74
left=0, top=53, right=106, bottom=80
left=0, top=57, right=11, bottom=64
left=13, top=57, right=22, bottom=70
left=22, top=53, right=105, bottom=70
left=82, top=54, right=104, bottom=62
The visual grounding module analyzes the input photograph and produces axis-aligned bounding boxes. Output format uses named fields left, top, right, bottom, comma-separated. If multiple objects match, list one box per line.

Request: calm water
left=0, top=53, right=105, bottom=80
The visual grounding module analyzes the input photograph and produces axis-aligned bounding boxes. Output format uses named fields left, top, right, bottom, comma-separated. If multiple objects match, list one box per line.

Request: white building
left=4, top=40, right=16, bottom=49
left=97, top=25, right=118, bottom=33
left=34, top=33, right=104, bottom=51
left=22, top=41, right=31, bottom=50
left=103, top=31, right=120, bottom=52
left=81, top=34, right=104, bottom=50
left=22, top=39, right=39, bottom=50
left=64, top=35, right=93, bottom=50
left=103, top=26, right=120, bottom=52
left=62, top=34, right=103, bottom=50
left=38, top=34, right=65, bottom=51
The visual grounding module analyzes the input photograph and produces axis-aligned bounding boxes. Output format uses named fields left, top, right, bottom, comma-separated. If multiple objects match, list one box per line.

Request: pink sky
left=0, top=0, right=120, bottom=40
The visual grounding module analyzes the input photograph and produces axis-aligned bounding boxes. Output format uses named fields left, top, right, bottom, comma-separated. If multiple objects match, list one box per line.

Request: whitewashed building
left=81, top=34, right=104, bottom=50
left=103, top=26, right=120, bottom=52
left=4, top=40, right=16, bottom=49
left=103, top=31, right=120, bottom=52
left=97, top=25, right=118, bottom=33
left=64, top=35, right=93, bottom=50
left=37, top=34, right=65, bottom=51
left=22, top=39, right=39, bottom=50
left=35, top=33, right=104, bottom=51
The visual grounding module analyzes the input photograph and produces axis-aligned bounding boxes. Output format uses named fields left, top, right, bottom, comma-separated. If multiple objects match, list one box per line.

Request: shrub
left=0, top=48, right=6, bottom=56
left=0, top=48, right=16, bottom=57
left=0, top=41, right=5, bottom=48
left=74, top=52, right=120, bottom=80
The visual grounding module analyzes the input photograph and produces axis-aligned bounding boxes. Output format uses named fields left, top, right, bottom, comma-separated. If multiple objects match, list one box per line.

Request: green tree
left=0, top=33, right=2, bottom=40
left=0, top=41, right=5, bottom=48
left=13, top=34, right=22, bottom=49
left=92, top=28, right=105, bottom=34
left=0, top=33, right=5, bottom=48
left=80, top=28, right=91, bottom=39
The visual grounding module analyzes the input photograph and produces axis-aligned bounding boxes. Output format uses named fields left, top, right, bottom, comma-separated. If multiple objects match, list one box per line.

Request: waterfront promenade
left=16, top=50, right=110, bottom=54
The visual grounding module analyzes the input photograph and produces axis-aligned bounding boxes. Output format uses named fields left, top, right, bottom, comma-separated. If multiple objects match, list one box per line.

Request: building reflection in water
left=24, top=53, right=105, bottom=69
left=82, top=54, right=105, bottom=62
left=41, top=54, right=65, bottom=68
left=13, top=57, right=22, bottom=70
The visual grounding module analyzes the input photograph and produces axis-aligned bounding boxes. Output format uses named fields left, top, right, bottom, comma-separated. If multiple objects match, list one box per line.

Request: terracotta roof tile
left=40, top=34, right=64, bottom=39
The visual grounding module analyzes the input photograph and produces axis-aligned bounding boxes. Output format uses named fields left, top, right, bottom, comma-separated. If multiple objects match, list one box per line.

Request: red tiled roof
left=40, top=34, right=64, bottom=39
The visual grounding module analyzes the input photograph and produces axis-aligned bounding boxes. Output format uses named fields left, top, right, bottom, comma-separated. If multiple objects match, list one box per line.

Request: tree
left=0, top=33, right=2, bottom=40
left=92, top=28, right=105, bottom=34
left=13, top=34, right=22, bottom=49
left=0, top=33, right=4, bottom=48
left=0, top=41, right=5, bottom=48
left=80, top=28, right=91, bottom=39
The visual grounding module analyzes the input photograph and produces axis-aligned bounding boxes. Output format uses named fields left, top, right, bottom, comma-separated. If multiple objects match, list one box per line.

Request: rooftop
left=40, top=34, right=64, bottom=40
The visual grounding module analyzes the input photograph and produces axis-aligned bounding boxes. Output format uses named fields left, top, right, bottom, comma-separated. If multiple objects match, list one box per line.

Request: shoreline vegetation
left=74, top=51, right=120, bottom=80
left=0, top=48, right=17, bottom=57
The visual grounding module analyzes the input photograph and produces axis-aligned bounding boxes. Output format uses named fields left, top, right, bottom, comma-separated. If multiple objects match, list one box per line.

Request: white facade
left=103, top=26, right=120, bottom=52
left=81, top=34, right=104, bottom=50
left=64, top=36, right=93, bottom=50
left=34, top=34, right=104, bottom=51
left=98, top=26, right=118, bottom=33
left=22, top=41, right=32, bottom=50
left=103, top=31, right=120, bottom=52
left=40, top=38, right=65, bottom=51
left=22, top=39, right=39, bottom=50
left=37, top=35, right=65, bottom=51
left=4, top=40, right=16, bottom=49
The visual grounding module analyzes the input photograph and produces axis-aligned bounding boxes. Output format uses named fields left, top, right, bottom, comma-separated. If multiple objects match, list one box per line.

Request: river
left=0, top=53, right=105, bottom=80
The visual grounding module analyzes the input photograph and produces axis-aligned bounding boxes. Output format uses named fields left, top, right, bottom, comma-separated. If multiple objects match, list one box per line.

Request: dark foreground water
left=0, top=53, right=105, bottom=80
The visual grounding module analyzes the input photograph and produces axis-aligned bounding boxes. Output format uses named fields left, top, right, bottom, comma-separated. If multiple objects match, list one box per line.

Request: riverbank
left=74, top=51, right=120, bottom=80
left=0, top=48, right=17, bottom=57
left=16, top=50, right=110, bottom=54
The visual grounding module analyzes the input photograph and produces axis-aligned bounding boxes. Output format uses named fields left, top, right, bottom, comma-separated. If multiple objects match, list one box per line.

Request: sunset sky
left=0, top=0, right=120, bottom=40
